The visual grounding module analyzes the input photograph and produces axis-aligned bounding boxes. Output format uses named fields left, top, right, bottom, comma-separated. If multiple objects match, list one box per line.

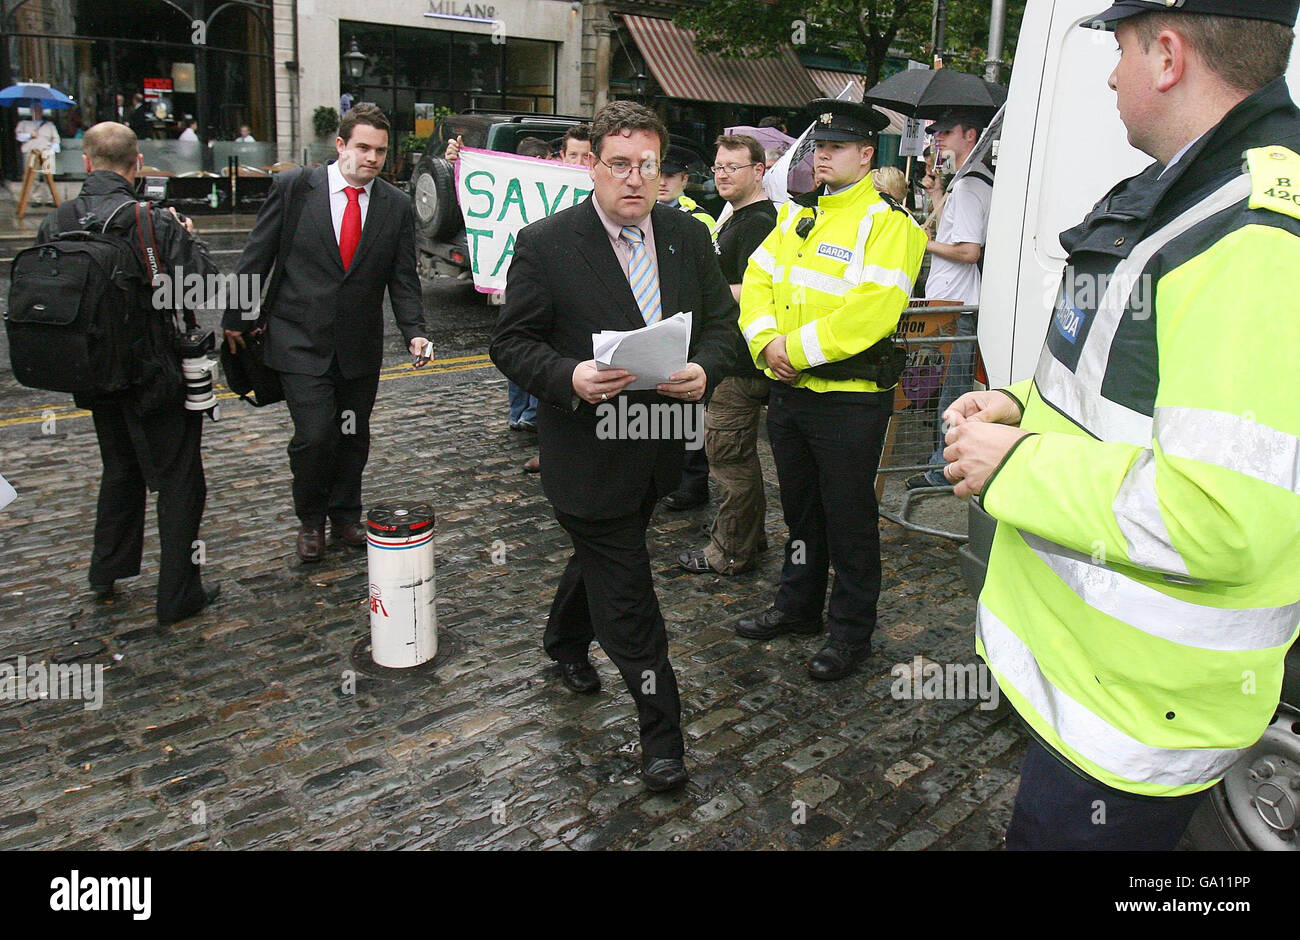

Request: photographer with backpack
left=30, top=122, right=221, bottom=625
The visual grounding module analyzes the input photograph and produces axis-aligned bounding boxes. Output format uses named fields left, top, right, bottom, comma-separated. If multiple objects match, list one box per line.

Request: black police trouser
left=279, top=360, right=380, bottom=529
left=675, top=445, right=709, bottom=499
left=88, top=397, right=206, bottom=623
left=545, top=488, right=684, bottom=760
left=1006, top=739, right=1208, bottom=850
left=766, top=383, right=892, bottom=648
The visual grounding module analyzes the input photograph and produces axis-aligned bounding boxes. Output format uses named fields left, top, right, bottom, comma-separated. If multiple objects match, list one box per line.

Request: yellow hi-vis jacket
left=737, top=175, right=926, bottom=392
left=977, top=133, right=1300, bottom=797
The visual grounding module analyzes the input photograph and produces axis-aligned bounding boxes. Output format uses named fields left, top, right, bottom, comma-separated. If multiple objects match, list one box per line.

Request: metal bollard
left=365, top=503, right=437, bottom=668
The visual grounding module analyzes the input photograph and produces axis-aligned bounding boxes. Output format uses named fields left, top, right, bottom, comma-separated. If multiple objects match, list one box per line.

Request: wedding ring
left=601, top=392, right=607, bottom=401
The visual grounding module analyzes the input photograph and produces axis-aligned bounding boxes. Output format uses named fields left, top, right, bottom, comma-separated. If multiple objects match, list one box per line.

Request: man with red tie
left=223, top=104, right=430, bottom=561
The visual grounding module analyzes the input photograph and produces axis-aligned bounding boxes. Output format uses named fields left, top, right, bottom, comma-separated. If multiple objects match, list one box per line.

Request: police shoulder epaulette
left=877, top=191, right=906, bottom=214
left=1244, top=146, right=1300, bottom=221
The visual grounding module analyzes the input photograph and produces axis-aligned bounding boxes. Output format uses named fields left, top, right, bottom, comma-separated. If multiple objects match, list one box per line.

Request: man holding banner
left=489, top=101, right=736, bottom=792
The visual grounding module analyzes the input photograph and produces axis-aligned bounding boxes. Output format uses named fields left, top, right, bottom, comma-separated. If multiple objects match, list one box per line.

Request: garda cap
left=805, top=98, right=890, bottom=142
left=1082, top=0, right=1300, bottom=30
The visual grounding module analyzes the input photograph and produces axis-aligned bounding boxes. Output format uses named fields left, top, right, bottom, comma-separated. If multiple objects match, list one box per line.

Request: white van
left=961, top=0, right=1300, bottom=851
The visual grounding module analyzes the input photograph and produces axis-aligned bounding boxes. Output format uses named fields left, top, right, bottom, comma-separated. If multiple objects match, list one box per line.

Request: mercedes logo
left=1253, top=783, right=1296, bottom=832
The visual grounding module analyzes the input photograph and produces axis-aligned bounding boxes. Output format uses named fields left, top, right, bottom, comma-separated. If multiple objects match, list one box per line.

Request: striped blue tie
left=621, top=225, right=662, bottom=325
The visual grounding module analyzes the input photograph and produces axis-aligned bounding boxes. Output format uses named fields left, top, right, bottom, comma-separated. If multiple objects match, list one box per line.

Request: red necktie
left=339, top=186, right=363, bottom=269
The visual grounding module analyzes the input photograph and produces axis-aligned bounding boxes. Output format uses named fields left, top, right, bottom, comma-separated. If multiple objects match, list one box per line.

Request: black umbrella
left=864, top=68, right=1006, bottom=122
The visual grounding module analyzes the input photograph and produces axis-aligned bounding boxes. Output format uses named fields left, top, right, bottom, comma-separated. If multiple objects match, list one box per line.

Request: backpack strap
left=53, top=201, right=80, bottom=234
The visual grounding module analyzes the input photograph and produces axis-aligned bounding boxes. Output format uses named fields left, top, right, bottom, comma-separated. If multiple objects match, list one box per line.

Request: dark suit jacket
left=221, top=164, right=426, bottom=379
left=490, top=199, right=738, bottom=520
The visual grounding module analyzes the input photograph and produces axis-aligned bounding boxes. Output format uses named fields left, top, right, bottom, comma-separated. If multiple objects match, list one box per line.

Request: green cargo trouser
left=704, top=373, right=770, bottom=574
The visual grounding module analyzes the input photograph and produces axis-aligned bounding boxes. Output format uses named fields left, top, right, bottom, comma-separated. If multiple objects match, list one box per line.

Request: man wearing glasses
left=677, top=134, right=779, bottom=576
left=736, top=99, right=927, bottom=681
left=490, top=101, right=736, bottom=792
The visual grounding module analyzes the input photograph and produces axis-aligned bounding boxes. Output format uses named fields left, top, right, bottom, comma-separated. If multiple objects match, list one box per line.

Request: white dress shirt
left=326, top=160, right=373, bottom=244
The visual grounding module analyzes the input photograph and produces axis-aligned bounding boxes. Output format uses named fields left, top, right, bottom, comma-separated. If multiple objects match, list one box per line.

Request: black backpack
left=5, top=200, right=172, bottom=399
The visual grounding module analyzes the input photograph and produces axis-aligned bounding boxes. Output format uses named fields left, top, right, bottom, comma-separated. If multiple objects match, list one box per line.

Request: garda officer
left=657, top=145, right=717, bottom=231
left=736, top=98, right=928, bottom=680
left=942, top=0, right=1300, bottom=849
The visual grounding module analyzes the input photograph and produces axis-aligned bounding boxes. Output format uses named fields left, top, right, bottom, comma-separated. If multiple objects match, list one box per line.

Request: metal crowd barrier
left=876, top=303, right=981, bottom=542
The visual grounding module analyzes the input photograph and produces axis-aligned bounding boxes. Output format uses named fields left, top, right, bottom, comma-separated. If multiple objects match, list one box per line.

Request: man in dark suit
left=127, top=94, right=152, bottom=140
left=490, top=101, right=736, bottom=792
left=222, top=104, right=430, bottom=561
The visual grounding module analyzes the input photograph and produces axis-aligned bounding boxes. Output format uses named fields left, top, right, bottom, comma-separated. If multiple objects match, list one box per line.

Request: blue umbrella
left=0, top=82, right=75, bottom=110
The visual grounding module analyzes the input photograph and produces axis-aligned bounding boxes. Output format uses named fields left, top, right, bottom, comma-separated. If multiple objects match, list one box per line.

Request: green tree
left=677, top=0, right=1027, bottom=87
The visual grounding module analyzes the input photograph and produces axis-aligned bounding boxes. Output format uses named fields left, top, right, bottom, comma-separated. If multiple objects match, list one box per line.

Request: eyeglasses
left=711, top=163, right=757, bottom=176
left=597, top=157, right=660, bottom=180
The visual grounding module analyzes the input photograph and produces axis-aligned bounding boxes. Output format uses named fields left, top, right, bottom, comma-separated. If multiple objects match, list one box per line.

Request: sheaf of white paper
left=593, top=311, right=693, bottom=391
left=0, top=473, right=16, bottom=511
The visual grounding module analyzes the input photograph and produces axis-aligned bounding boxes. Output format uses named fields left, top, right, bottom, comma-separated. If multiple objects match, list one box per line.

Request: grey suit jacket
left=223, top=164, right=426, bottom=379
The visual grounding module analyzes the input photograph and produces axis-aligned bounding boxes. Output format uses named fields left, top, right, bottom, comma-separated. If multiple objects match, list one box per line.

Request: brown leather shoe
left=523, top=455, right=541, bottom=473
left=297, top=524, right=326, bottom=562
left=332, top=521, right=367, bottom=547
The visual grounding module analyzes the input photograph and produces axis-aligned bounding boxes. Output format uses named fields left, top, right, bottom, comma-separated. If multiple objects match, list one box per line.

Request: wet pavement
left=0, top=265, right=1029, bottom=851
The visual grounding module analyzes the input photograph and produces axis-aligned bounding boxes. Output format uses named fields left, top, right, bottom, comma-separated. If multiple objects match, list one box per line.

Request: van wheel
left=411, top=156, right=459, bottom=240
left=1185, top=654, right=1300, bottom=851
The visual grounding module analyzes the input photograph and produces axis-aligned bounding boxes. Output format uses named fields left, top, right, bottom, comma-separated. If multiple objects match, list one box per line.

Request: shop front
left=0, top=0, right=275, bottom=178
left=295, top=0, right=583, bottom=172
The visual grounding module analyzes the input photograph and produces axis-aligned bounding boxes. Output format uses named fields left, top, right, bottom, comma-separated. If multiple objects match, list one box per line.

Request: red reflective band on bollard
left=366, top=503, right=437, bottom=668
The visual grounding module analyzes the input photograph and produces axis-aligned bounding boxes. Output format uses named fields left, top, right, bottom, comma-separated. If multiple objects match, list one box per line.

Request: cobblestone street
left=0, top=348, right=1029, bottom=851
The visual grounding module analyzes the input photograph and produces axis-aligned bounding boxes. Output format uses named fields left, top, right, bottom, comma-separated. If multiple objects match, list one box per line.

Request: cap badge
left=820, top=112, right=834, bottom=124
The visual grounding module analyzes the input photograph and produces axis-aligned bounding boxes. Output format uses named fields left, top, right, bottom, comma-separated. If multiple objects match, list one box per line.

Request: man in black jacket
left=37, top=121, right=220, bottom=625
left=490, top=101, right=736, bottom=791
left=222, top=104, right=430, bottom=561
left=677, top=133, right=778, bottom=576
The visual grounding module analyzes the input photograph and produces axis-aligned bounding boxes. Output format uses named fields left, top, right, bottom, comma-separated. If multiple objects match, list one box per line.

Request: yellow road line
left=0, top=355, right=495, bottom=429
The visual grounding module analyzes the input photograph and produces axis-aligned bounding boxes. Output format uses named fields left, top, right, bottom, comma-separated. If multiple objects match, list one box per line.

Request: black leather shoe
left=807, top=640, right=870, bottom=681
left=160, top=583, right=221, bottom=627
left=558, top=660, right=600, bottom=694
left=642, top=757, right=688, bottom=792
left=331, top=521, right=367, bottom=547
left=90, top=580, right=115, bottom=600
left=661, top=489, right=708, bottom=511
left=736, top=606, right=823, bottom=640
left=297, top=524, right=326, bottom=562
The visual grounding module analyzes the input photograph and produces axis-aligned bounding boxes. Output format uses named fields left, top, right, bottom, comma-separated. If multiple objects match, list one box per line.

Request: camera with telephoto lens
left=176, top=327, right=219, bottom=418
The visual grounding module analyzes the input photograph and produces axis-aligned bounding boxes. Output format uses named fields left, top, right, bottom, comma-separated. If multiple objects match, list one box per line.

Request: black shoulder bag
left=220, top=169, right=313, bottom=406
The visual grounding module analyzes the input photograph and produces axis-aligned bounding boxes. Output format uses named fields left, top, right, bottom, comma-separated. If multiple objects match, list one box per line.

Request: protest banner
left=454, top=148, right=592, bottom=293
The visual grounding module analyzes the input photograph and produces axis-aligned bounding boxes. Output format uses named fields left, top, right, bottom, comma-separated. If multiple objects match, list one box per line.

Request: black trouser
left=675, top=445, right=709, bottom=499
left=1006, top=739, right=1208, bottom=850
left=766, top=383, right=892, bottom=648
left=279, top=360, right=380, bottom=529
left=88, top=396, right=206, bottom=623
left=545, top=489, right=683, bottom=760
